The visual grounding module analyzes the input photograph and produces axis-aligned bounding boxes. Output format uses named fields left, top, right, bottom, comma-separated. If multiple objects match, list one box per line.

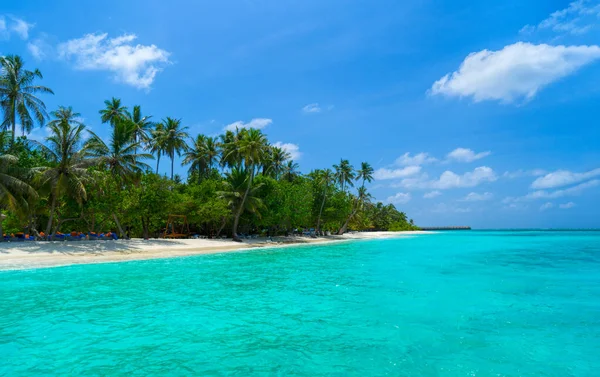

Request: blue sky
left=1, top=0, right=599, bottom=228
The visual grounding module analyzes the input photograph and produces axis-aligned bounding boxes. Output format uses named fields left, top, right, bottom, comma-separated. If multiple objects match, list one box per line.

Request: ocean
left=1, top=231, right=599, bottom=376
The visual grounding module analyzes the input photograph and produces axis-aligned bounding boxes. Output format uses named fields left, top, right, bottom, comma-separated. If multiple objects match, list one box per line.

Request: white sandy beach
left=0, top=231, right=430, bottom=271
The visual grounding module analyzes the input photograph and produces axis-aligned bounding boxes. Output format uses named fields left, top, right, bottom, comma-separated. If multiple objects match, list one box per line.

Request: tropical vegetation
left=0, top=55, right=418, bottom=240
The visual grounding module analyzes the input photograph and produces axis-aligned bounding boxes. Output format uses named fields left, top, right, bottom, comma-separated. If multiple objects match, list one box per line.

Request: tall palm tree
left=267, top=146, right=290, bottom=179
left=333, top=159, right=355, bottom=192
left=315, top=168, right=334, bottom=232
left=149, top=123, right=166, bottom=174
left=0, top=55, right=54, bottom=142
left=182, top=134, right=220, bottom=179
left=356, top=161, right=374, bottom=188
left=99, top=97, right=128, bottom=126
left=127, top=105, right=153, bottom=153
left=283, top=160, right=300, bottom=182
left=218, top=129, right=242, bottom=170
left=31, top=106, right=91, bottom=239
left=226, top=128, right=268, bottom=241
left=86, top=119, right=153, bottom=181
left=162, top=117, right=189, bottom=180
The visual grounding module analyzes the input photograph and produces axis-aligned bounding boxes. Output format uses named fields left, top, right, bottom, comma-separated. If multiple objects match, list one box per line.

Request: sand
left=0, top=231, right=431, bottom=271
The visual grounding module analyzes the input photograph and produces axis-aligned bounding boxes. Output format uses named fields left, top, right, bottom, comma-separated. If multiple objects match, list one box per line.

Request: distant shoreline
left=0, top=231, right=432, bottom=271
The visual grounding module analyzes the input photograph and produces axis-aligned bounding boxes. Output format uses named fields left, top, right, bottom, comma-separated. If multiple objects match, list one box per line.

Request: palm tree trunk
left=156, top=154, right=161, bottom=174
left=337, top=198, right=359, bottom=235
left=316, top=192, right=327, bottom=232
left=45, top=195, right=57, bottom=240
left=232, top=166, right=254, bottom=241
left=113, top=213, right=127, bottom=239
left=171, top=156, right=174, bottom=180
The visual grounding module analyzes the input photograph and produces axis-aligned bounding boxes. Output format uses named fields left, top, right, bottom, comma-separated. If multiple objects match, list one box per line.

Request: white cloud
left=559, top=202, right=576, bottom=209
left=223, top=118, right=272, bottom=132
left=504, top=179, right=600, bottom=203
left=531, top=168, right=600, bottom=189
left=447, top=148, right=491, bottom=163
left=503, top=169, right=546, bottom=179
left=387, top=192, right=411, bottom=205
left=430, top=42, right=600, bottom=103
left=522, top=0, right=600, bottom=36
left=302, top=103, right=321, bottom=113
left=9, top=16, right=33, bottom=39
left=374, top=166, right=421, bottom=180
left=57, top=33, right=171, bottom=89
left=460, top=192, right=493, bottom=202
left=394, top=152, right=437, bottom=166
left=396, top=166, right=497, bottom=190
left=423, top=190, right=441, bottom=199
left=540, top=202, right=555, bottom=211
left=273, top=142, right=301, bottom=160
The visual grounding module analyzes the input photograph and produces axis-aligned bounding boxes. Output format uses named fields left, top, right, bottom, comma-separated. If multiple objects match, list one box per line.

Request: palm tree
left=337, top=186, right=372, bottom=235
left=218, top=130, right=242, bottom=170
left=31, top=107, right=91, bottom=239
left=315, top=168, right=334, bottom=232
left=162, top=117, right=189, bottom=180
left=0, top=55, right=54, bottom=142
left=149, top=123, right=166, bottom=174
left=0, top=154, right=37, bottom=238
left=86, top=119, right=153, bottom=181
left=283, top=160, right=300, bottom=182
left=99, top=97, right=128, bottom=126
left=127, top=105, right=153, bottom=153
left=267, top=146, right=290, bottom=179
left=333, top=159, right=355, bottom=192
left=356, top=162, right=374, bottom=188
left=182, top=134, right=220, bottom=180
left=226, top=128, right=268, bottom=241
left=218, top=167, right=264, bottom=238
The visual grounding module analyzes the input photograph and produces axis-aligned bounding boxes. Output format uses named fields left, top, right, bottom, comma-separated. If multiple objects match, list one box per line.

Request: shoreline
left=0, top=231, right=431, bottom=271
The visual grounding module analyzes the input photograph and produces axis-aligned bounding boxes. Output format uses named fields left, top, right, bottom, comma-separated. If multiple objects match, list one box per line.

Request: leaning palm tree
left=333, top=159, right=355, bottom=192
left=218, top=167, right=264, bottom=239
left=0, top=55, right=54, bottom=142
left=182, top=134, right=220, bottom=179
left=31, top=107, right=91, bottom=239
left=315, top=168, right=334, bottom=232
left=356, top=161, right=374, bottom=188
left=226, top=128, right=268, bottom=241
left=337, top=186, right=372, bottom=235
left=127, top=105, right=153, bottom=153
left=99, top=97, right=128, bottom=126
left=162, top=117, right=189, bottom=180
left=0, top=154, right=38, bottom=237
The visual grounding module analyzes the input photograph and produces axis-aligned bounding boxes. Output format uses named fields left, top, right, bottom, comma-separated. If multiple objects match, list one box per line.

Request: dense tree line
left=0, top=55, right=418, bottom=240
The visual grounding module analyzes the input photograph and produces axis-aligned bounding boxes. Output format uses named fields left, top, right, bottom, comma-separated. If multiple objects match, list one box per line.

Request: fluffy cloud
left=504, top=179, right=599, bottom=203
left=446, top=148, right=491, bottom=163
left=57, top=33, right=171, bottom=89
left=273, top=142, right=301, bottom=160
left=540, top=202, right=555, bottom=211
left=396, top=167, right=497, bottom=190
left=224, top=118, right=272, bottom=132
left=531, top=168, right=600, bottom=189
left=374, top=166, right=421, bottom=180
left=430, top=42, right=600, bottom=103
left=9, top=16, right=33, bottom=39
left=394, top=152, right=437, bottom=166
left=423, top=190, right=441, bottom=199
left=559, top=202, right=576, bottom=209
left=460, top=192, right=493, bottom=202
left=503, top=169, right=546, bottom=179
left=302, top=103, right=321, bottom=113
left=521, top=0, right=600, bottom=35
left=387, top=192, right=411, bottom=205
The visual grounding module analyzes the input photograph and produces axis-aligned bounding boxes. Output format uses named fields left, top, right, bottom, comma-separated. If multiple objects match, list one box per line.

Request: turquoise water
left=1, top=231, right=599, bottom=376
